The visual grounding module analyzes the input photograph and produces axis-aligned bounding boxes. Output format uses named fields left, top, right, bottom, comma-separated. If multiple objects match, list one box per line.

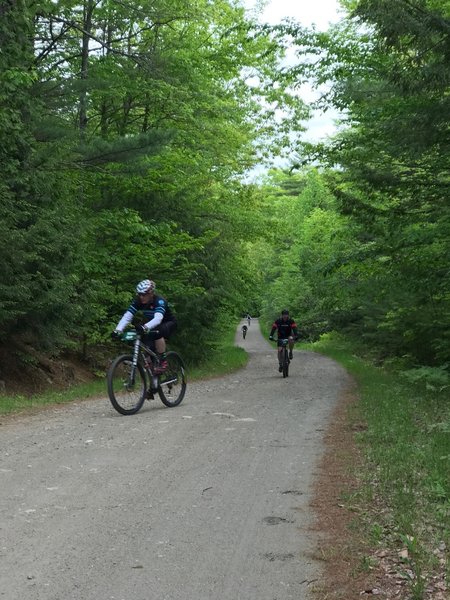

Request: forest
left=1, top=0, right=449, bottom=382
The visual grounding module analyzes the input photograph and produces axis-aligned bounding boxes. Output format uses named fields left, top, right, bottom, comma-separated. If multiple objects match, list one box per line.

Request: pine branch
left=34, top=23, right=71, bottom=64
left=402, top=0, right=450, bottom=33
left=76, top=135, right=165, bottom=165
left=48, top=16, right=141, bottom=62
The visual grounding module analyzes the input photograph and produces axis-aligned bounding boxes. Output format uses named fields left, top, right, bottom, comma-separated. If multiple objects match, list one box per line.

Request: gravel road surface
left=0, top=319, right=350, bottom=600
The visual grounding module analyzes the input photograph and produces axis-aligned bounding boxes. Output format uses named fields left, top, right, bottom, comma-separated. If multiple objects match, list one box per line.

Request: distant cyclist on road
left=246, top=313, right=251, bottom=327
left=269, top=309, right=298, bottom=372
left=112, top=279, right=177, bottom=373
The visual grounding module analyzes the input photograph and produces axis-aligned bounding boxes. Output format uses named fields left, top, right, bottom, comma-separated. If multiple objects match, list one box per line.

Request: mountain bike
left=107, top=329, right=187, bottom=415
left=279, top=338, right=290, bottom=378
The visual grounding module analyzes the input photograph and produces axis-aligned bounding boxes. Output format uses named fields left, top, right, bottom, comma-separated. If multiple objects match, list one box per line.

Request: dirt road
left=0, top=319, right=350, bottom=600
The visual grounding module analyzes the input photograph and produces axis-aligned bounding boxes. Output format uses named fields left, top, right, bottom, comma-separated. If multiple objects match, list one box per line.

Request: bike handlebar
left=115, top=328, right=160, bottom=342
left=271, top=335, right=298, bottom=343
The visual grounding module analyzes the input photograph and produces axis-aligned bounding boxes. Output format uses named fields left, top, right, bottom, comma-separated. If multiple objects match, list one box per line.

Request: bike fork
left=129, top=338, right=141, bottom=385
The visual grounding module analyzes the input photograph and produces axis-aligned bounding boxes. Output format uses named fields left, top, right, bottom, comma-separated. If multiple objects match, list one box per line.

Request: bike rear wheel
left=107, top=354, right=147, bottom=415
left=158, top=351, right=187, bottom=407
left=282, top=347, right=289, bottom=378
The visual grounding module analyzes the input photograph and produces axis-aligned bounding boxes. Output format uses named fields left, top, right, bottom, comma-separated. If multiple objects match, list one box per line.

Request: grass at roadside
left=0, top=323, right=248, bottom=416
left=306, top=332, right=449, bottom=598
left=186, top=326, right=248, bottom=380
left=0, top=379, right=107, bottom=415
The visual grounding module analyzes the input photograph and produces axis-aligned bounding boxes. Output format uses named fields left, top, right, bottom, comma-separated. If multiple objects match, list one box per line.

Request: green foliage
left=401, top=366, right=450, bottom=391
left=74, top=208, right=206, bottom=345
left=256, top=169, right=356, bottom=339
left=1, top=0, right=305, bottom=366
left=0, top=0, right=81, bottom=348
left=271, top=0, right=450, bottom=368
left=5, top=0, right=448, bottom=378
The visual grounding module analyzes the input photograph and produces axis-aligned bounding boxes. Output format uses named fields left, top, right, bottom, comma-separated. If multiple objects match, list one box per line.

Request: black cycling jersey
left=127, top=294, right=176, bottom=324
left=270, top=317, right=298, bottom=339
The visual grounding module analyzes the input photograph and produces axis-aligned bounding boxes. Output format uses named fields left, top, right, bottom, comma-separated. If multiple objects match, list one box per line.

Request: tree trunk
left=79, top=0, right=95, bottom=134
left=100, top=19, right=112, bottom=137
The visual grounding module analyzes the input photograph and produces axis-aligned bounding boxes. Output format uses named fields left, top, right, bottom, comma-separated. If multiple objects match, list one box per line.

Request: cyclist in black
left=241, top=324, right=248, bottom=339
left=112, top=279, right=177, bottom=373
left=269, top=309, right=298, bottom=372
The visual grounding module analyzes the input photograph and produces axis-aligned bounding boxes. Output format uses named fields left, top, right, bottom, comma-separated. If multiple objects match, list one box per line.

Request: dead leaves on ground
left=360, top=541, right=447, bottom=599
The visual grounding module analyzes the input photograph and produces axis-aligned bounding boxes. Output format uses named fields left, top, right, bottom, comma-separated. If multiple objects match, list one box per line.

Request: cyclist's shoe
left=153, top=359, right=168, bottom=374
left=289, top=350, right=293, bottom=360
left=278, top=364, right=283, bottom=372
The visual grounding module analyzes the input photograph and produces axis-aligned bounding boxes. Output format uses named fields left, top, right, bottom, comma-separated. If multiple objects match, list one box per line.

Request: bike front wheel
left=158, top=351, right=187, bottom=407
left=107, top=354, right=147, bottom=415
left=282, top=348, right=289, bottom=378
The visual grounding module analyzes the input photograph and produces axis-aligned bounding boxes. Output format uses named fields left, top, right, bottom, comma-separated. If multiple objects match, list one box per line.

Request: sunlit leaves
left=282, top=0, right=450, bottom=366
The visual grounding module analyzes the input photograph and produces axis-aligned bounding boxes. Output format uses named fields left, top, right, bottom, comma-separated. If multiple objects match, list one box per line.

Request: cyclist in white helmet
left=112, top=279, right=177, bottom=373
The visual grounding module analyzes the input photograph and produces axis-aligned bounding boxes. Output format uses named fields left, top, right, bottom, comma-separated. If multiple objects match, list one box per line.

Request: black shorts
left=145, top=321, right=177, bottom=342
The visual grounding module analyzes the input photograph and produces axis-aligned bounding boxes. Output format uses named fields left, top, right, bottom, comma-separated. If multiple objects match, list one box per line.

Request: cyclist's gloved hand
left=135, top=324, right=148, bottom=335
left=269, top=335, right=274, bottom=341
left=111, top=330, right=120, bottom=340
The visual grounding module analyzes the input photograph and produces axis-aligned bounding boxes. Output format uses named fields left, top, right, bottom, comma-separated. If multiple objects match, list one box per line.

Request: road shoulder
left=309, top=383, right=378, bottom=599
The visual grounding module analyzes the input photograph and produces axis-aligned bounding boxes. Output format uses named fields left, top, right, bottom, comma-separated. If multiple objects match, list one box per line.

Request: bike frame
left=127, top=332, right=179, bottom=392
left=279, top=338, right=289, bottom=354
left=122, top=331, right=161, bottom=391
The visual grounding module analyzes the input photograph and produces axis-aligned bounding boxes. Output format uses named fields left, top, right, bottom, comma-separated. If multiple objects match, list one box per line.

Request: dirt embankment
left=0, top=344, right=98, bottom=396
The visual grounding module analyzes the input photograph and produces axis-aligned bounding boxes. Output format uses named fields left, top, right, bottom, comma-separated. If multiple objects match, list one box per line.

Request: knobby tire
left=282, top=347, right=289, bottom=378
left=158, top=351, right=187, bottom=407
left=107, top=354, right=147, bottom=415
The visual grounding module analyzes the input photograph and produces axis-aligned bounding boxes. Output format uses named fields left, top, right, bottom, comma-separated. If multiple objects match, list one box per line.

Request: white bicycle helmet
left=136, top=279, right=155, bottom=294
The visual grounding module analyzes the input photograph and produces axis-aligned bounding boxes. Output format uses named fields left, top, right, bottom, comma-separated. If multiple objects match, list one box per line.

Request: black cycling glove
left=135, top=324, right=148, bottom=335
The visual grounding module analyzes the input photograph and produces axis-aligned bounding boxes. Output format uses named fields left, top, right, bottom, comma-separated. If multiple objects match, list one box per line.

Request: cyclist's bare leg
left=276, top=347, right=283, bottom=372
left=288, top=336, right=294, bottom=359
left=155, top=338, right=166, bottom=353
left=153, top=337, right=168, bottom=373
